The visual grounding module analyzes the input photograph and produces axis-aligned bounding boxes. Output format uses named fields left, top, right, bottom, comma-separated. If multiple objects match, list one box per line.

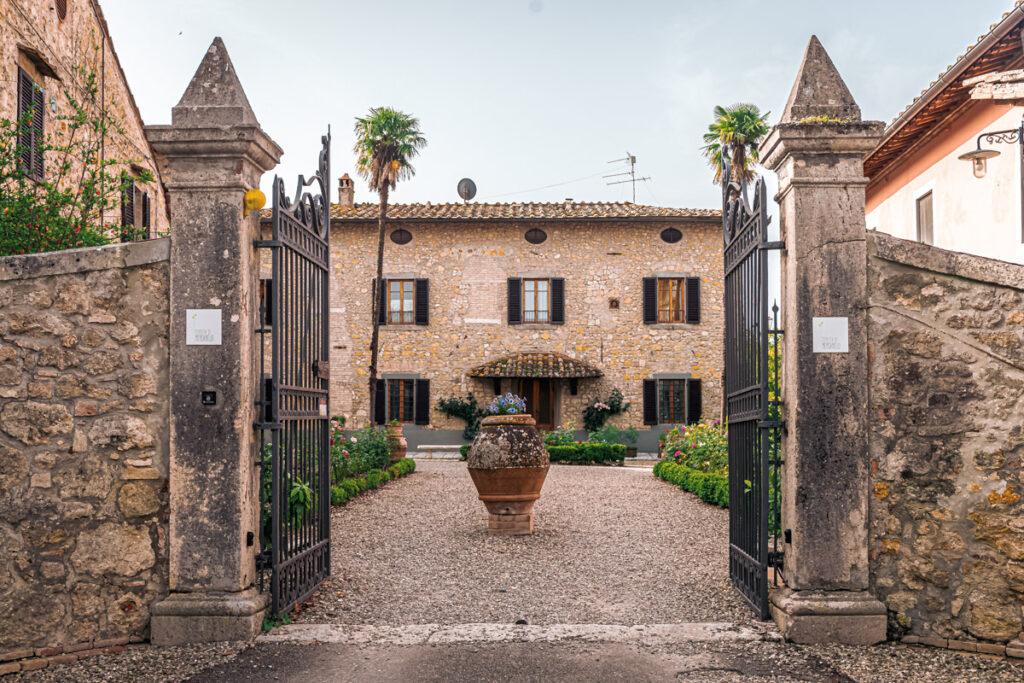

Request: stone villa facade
left=319, top=182, right=723, bottom=451
left=1, top=0, right=169, bottom=237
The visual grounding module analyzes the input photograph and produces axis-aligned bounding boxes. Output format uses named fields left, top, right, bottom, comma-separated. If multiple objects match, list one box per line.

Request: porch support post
left=144, top=38, right=282, bottom=645
left=761, top=36, right=887, bottom=645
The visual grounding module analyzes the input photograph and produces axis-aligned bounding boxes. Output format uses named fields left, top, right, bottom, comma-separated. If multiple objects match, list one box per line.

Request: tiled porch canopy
left=468, top=352, right=602, bottom=379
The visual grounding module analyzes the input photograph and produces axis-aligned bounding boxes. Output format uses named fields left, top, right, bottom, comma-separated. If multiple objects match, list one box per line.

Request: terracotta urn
left=386, top=422, right=407, bottom=462
left=467, top=414, right=550, bottom=535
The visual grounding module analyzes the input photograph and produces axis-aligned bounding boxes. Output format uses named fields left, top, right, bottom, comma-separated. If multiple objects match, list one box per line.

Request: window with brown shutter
left=523, top=278, right=550, bottom=323
left=387, top=279, right=415, bottom=324
left=387, top=379, right=415, bottom=422
left=657, top=278, right=684, bottom=323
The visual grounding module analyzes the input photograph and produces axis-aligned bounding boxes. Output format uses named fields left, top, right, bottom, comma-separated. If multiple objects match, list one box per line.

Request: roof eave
left=870, top=5, right=1024, bottom=159
left=324, top=215, right=721, bottom=225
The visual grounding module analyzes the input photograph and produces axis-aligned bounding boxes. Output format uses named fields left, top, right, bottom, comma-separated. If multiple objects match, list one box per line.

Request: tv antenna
left=604, top=152, right=650, bottom=203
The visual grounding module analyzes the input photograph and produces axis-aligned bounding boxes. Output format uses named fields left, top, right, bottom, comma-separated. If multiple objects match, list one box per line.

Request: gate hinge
left=253, top=239, right=282, bottom=249
left=758, top=240, right=785, bottom=251
left=757, top=420, right=784, bottom=429
left=255, top=549, right=271, bottom=570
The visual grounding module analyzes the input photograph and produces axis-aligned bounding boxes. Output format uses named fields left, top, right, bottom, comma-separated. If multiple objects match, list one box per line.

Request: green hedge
left=330, top=458, right=416, bottom=506
left=459, top=443, right=625, bottom=465
left=547, top=443, right=625, bottom=465
left=653, top=460, right=729, bottom=508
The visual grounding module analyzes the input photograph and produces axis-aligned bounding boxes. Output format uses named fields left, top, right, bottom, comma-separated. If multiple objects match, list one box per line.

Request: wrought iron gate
left=723, top=164, right=784, bottom=620
left=255, top=132, right=331, bottom=617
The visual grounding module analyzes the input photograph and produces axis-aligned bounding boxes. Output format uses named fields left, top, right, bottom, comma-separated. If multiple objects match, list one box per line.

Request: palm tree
left=353, top=107, right=427, bottom=423
left=701, top=103, right=770, bottom=185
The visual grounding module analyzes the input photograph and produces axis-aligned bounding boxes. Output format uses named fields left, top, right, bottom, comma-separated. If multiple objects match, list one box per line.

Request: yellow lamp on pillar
left=243, top=189, right=266, bottom=217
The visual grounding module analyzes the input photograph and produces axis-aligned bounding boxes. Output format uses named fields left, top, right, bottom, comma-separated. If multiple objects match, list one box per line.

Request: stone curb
left=0, top=636, right=138, bottom=676
left=258, top=622, right=782, bottom=647
left=901, top=634, right=1024, bottom=659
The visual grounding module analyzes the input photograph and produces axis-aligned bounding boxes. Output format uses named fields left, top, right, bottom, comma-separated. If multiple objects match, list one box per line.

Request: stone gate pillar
left=760, top=36, right=887, bottom=645
left=144, top=38, right=282, bottom=645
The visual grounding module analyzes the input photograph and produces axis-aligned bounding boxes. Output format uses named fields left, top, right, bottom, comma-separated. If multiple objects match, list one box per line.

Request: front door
left=518, top=379, right=553, bottom=432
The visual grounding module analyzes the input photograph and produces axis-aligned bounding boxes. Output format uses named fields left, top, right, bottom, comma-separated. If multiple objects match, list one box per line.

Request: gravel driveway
left=297, top=460, right=752, bottom=625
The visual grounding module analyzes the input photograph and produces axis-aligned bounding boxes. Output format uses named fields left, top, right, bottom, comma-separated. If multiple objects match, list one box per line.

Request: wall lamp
left=958, top=124, right=1021, bottom=178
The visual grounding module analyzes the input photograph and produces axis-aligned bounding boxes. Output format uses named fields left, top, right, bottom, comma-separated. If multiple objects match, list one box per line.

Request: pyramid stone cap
left=172, top=37, right=260, bottom=128
left=780, top=36, right=861, bottom=123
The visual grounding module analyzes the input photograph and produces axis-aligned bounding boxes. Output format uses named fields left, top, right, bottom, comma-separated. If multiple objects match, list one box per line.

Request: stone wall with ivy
left=0, top=239, right=170, bottom=652
left=867, top=231, right=1024, bottom=646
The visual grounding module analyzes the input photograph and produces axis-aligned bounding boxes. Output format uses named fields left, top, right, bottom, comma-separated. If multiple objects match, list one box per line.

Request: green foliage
left=653, top=460, right=729, bottom=508
left=701, top=103, right=770, bottom=184
left=0, top=66, right=155, bottom=257
left=331, top=424, right=391, bottom=485
left=542, top=422, right=577, bottom=446
left=436, top=395, right=486, bottom=440
left=262, top=612, right=292, bottom=631
left=587, top=424, right=639, bottom=446
left=547, top=443, right=625, bottom=465
left=660, top=420, right=728, bottom=474
left=288, top=477, right=313, bottom=525
left=582, top=387, right=630, bottom=432
left=329, top=458, right=416, bottom=506
left=459, top=444, right=470, bottom=461
left=353, top=107, right=427, bottom=193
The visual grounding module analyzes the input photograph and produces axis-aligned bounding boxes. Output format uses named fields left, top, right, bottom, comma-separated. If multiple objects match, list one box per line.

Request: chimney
left=338, top=173, right=354, bottom=208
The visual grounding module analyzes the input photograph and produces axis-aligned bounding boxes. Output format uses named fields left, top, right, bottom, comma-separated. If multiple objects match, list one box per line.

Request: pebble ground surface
left=9, top=460, right=1024, bottom=682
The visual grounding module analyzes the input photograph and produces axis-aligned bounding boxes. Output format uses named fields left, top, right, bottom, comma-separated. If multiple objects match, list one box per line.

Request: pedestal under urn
left=467, top=414, right=550, bottom=535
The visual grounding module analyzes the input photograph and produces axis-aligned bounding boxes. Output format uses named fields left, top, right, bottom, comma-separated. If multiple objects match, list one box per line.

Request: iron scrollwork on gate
left=255, top=131, right=331, bottom=617
left=722, top=162, right=784, bottom=620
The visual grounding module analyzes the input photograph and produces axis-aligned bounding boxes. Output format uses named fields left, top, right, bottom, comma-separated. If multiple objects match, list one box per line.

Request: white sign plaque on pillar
left=812, top=317, right=848, bottom=353
left=186, top=309, right=222, bottom=346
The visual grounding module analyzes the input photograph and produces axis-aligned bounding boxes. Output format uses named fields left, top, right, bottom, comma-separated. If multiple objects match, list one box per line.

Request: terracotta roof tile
left=260, top=202, right=718, bottom=222
left=468, top=352, right=602, bottom=379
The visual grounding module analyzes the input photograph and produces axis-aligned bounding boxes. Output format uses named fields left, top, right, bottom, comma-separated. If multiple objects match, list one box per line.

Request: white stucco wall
left=866, top=106, right=1024, bottom=265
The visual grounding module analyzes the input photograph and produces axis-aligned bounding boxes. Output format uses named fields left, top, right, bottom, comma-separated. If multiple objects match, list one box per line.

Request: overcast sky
left=103, top=0, right=1011, bottom=210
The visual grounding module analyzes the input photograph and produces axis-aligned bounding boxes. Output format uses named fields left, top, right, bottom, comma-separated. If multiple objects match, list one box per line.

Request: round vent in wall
left=390, top=228, right=412, bottom=245
left=55, top=0, right=68, bottom=20
left=524, top=228, right=547, bottom=244
left=660, top=227, right=682, bottom=244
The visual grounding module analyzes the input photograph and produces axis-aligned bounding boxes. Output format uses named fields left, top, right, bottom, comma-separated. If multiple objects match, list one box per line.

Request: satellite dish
left=457, top=178, right=477, bottom=202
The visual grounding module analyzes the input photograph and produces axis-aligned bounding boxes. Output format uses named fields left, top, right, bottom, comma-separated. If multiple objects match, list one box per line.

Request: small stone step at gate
left=411, top=445, right=464, bottom=460
left=259, top=622, right=782, bottom=646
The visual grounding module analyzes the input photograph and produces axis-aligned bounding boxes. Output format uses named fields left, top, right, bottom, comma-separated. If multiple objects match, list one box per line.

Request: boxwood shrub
left=653, top=460, right=728, bottom=508
left=330, top=458, right=416, bottom=506
left=547, top=443, right=625, bottom=465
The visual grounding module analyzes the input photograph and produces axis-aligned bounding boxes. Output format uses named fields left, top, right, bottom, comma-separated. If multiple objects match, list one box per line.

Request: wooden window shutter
left=507, top=278, right=522, bottom=325
left=642, top=277, right=657, bottom=324
left=687, top=379, right=702, bottom=425
left=31, top=81, right=44, bottom=180
left=373, top=379, right=386, bottom=424
left=414, top=379, right=430, bottom=425
left=141, top=192, right=151, bottom=230
left=121, top=178, right=135, bottom=228
left=685, top=277, right=700, bottom=324
left=414, top=279, right=429, bottom=325
left=642, top=379, right=658, bottom=425
left=550, top=278, right=565, bottom=324
left=373, top=278, right=387, bottom=325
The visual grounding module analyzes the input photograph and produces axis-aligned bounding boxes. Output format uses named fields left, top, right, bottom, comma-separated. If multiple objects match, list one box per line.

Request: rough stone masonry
left=867, top=231, right=1024, bottom=647
left=0, top=239, right=170, bottom=652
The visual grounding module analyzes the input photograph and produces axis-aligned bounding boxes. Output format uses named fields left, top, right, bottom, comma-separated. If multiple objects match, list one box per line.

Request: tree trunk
left=367, top=184, right=389, bottom=425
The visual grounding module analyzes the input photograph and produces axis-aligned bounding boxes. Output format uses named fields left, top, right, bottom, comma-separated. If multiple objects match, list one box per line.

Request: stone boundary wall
left=866, top=230, right=1024, bottom=646
left=0, top=239, right=170, bottom=652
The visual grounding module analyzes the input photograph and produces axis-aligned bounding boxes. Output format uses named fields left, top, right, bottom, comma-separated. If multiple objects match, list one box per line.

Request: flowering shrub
left=582, top=386, right=629, bottom=432
left=661, top=420, right=728, bottom=474
left=543, top=421, right=577, bottom=446
left=0, top=67, right=154, bottom=257
left=329, top=418, right=390, bottom=483
left=485, top=392, right=527, bottom=415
